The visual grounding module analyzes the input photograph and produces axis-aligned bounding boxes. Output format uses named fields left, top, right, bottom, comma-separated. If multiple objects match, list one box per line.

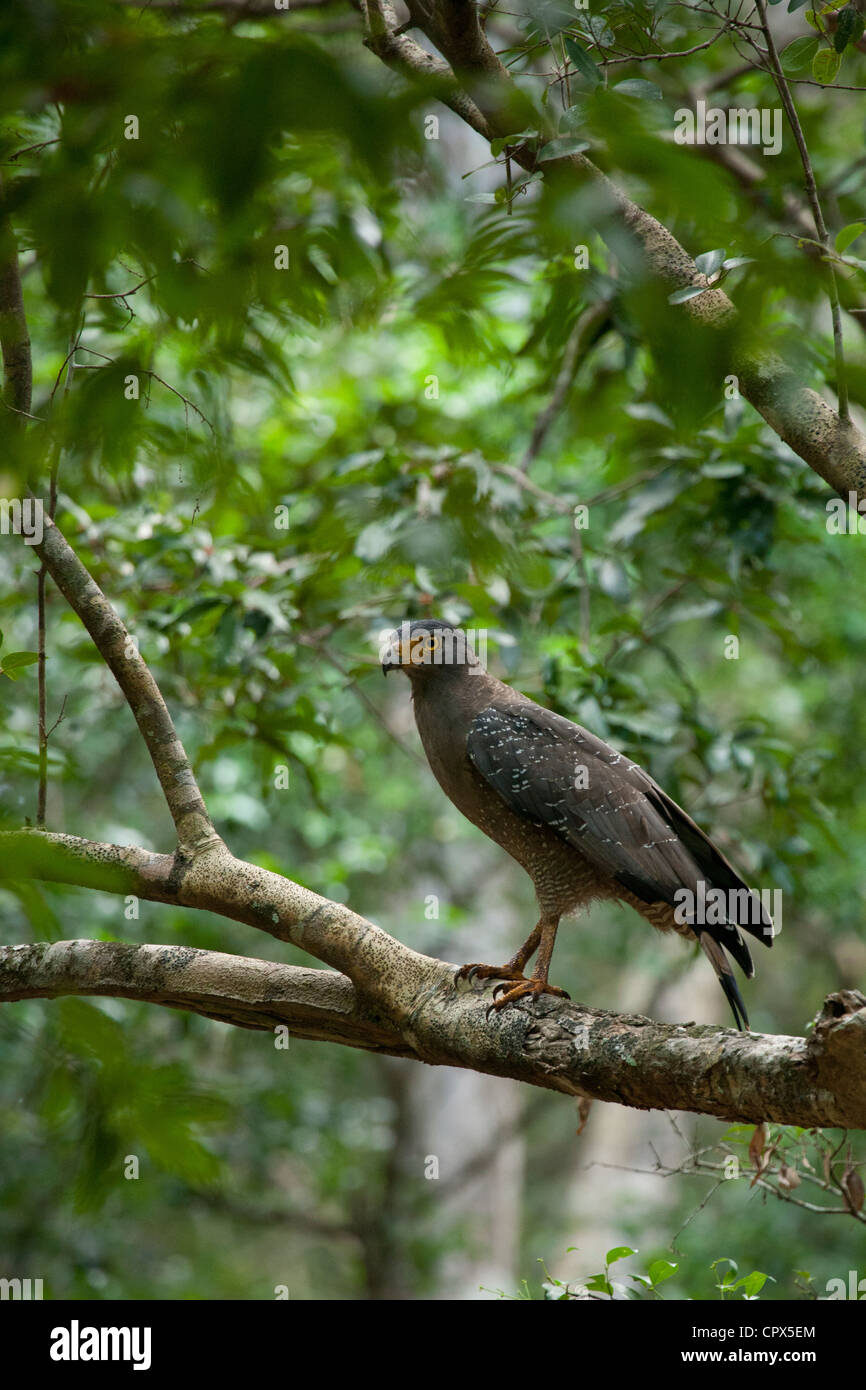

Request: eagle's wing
left=466, top=701, right=772, bottom=972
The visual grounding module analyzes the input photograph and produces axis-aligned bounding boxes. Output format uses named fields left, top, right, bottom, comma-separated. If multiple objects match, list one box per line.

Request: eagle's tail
left=698, top=931, right=750, bottom=1031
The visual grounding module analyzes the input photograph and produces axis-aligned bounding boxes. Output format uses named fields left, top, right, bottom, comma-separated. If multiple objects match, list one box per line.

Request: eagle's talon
left=486, top=977, right=571, bottom=1013
left=455, top=962, right=526, bottom=987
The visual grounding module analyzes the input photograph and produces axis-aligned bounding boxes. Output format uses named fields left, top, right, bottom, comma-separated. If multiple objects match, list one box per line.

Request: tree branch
left=5, top=482, right=863, bottom=1129
left=0, top=826, right=440, bottom=1010
left=0, top=940, right=412, bottom=1054
left=31, top=518, right=219, bottom=853
left=2, top=514, right=865, bottom=1126
left=363, top=0, right=866, bottom=497
left=2, top=935, right=865, bottom=1128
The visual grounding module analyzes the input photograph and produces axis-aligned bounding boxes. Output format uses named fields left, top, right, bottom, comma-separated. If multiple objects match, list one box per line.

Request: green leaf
left=695, top=248, right=727, bottom=277
left=612, top=79, right=663, bottom=100
left=835, top=222, right=866, bottom=253
left=1, top=651, right=39, bottom=676
left=537, top=137, right=590, bottom=162
left=722, top=256, right=756, bottom=271
left=606, top=1245, right=637, bottom=1264
left=564, top=36, right=602, bottom=85
left=559, top=101, right=589, bottom=133
left=464, top=193, right=498, bottom=204
left=668, top=284, right=708, bottom=304
left=585, top=1273, right=613, bottom=1294
left=833, top=4, right=865, bottom=50
left=307, top=244, right=338, bottom=285
left=648, top=1259, right=678, bottom=1286
left=812, top=46, right=842, bottom=81
left=740, top=1270, right=770, bottom=1297
left=490, top=131, right=538, bottom=157
left=781, top=34, right=820, bottom=70
left=583, top=14, right=615, bottom=47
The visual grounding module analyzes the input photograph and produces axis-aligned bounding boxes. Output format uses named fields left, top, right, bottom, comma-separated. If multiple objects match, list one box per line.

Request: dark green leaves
left=833, top=4, right=865, bottom=50
left=564, top=36, right=603, bottom=86
left=537, top=137, right=591, bottom=162
left=781, top=35, right=820, bottom=72
left=611, top=79, right=663, bottom=101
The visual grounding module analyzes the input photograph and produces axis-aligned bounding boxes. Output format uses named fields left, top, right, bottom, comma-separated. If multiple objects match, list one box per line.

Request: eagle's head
left=380, top=619, right=480, bottom=682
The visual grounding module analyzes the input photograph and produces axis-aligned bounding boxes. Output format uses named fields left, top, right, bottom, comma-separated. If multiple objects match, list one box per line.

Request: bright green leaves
left=712, top=1258, right=775, bottom=1300
left=812, top=46, right=843, bottom=82
left=0, top=651, right=38, bottom=680
left=836, top=222, right=866, bottom=254
left=0, top=628, right=38, bottom=682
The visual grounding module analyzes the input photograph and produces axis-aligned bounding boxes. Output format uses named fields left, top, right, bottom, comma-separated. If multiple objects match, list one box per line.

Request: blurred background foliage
left=0, top=0, right=864, bottom=1299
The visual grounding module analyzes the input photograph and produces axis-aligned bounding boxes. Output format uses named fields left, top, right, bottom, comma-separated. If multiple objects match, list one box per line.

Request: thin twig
left=7, top=138, right=61, bottom=163
left=602, top=29, right=729, bottom=67
left=141, top=370, right=215, bottom=432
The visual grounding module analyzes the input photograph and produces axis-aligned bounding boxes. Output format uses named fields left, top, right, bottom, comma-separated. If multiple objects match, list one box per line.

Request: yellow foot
left=486, top=977, right=571, bottom=1016
left=455, top=962, right=526, bottom=986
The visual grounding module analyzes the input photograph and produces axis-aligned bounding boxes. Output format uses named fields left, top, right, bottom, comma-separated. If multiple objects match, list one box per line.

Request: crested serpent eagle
left=382, top=619, right=773, bottom=1030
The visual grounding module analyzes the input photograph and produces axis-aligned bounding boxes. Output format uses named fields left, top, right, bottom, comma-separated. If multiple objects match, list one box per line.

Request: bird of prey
left=382, top=619, right=772, bottom=1029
